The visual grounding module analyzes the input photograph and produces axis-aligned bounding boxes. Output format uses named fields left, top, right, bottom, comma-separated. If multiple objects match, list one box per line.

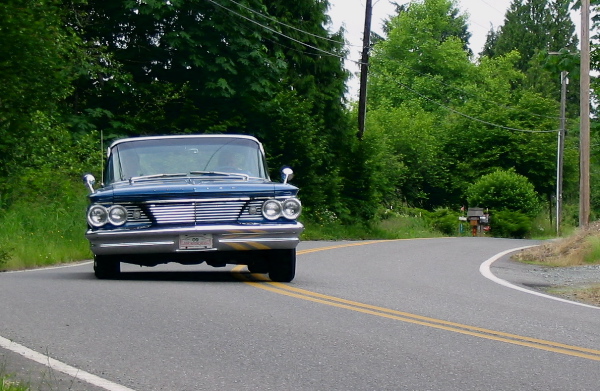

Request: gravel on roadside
left=491, top=256, right=600, bottom=307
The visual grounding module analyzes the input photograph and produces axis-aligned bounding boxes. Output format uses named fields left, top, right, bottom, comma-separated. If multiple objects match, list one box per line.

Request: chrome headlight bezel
left=108, top=205, right=128, bottom=226
left=87, top=204, right=128, bottom=227
left=262, top=199, right=283, bottom=221
left=87, top=205, right=109, bottom=227
left=281, top=198, right=302, bottom=220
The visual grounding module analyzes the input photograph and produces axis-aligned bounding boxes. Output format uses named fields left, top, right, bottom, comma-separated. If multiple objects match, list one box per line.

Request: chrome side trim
left=99, top=241, right=174, bottom=248
left=219, top=237, right=300, bottom=243
left=86, top=222, right=304, bottom=237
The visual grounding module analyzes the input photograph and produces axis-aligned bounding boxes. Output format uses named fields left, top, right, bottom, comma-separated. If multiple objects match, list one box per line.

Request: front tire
left=247, top=261, right=269, bottom=274
left=94, top=255, right=121, bottom=279
left=268, top=249, right=296, bottom=282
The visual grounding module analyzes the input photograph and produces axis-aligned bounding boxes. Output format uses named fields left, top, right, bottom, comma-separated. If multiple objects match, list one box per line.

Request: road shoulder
left=491, top=253, right=600, bottom=307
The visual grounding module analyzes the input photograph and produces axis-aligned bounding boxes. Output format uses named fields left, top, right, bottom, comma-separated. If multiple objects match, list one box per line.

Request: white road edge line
left=480, top=246, right=600, bottom=310
left=1, top=260, right=136, bottom=391
left=0, top=336, right=136, bottom=391
left=2, top=261, right=93, bottom=274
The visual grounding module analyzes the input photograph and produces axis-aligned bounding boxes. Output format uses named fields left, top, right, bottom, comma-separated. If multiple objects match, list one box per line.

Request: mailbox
left=466, top=207, right=488, bottom=236
left=467, top=208, right=484, bottom=220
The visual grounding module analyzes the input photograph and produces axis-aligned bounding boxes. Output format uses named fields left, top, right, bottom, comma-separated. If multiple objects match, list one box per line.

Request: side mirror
left=83, top=173, right=96, bottom=194
left=281, top=167, right=294, bottom=184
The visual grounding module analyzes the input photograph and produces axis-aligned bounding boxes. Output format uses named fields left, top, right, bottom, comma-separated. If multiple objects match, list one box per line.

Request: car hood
left=89, top=178, right=299, bottom=203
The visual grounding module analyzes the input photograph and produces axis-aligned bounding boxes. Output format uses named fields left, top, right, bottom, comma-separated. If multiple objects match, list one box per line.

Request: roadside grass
left=0, top=196, right=91, bottom=272
left=0, top=366, right=29, bottom=391
left=0, top=358, right=72, bottom=391
left=301, top=214, right=445, bottom=240
left=528, top=212, right=573, bottom=240
left=0, top=376, right=29, bottom=391
left=514, top=221, right=600, bottom=267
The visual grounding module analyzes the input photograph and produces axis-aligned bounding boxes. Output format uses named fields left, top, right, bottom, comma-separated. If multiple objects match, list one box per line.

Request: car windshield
left=105, top=137, right=269, bottom=183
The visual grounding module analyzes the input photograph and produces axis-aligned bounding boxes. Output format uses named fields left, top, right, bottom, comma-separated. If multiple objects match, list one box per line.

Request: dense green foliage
left=1, top=0, right=600, bottom=269
left=366, top=0, right=569, bottom=215
left=490, top=210, right=534, bottom=238
left=481, top=0, right=578, bottom=69
left=0, top=0, right=87, bottom=182
left=63, top=0, right=358, bottom=218
left=466, top=169, right=542, bottom=216
left=481, top=0, right=580, bottom=117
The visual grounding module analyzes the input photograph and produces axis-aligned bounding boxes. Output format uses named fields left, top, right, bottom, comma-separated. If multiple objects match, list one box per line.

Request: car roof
left=106, top=134, right=261, bottom=156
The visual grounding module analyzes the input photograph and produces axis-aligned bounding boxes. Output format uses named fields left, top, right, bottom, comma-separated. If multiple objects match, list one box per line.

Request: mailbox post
left=467, top=208, right=487, bottom=236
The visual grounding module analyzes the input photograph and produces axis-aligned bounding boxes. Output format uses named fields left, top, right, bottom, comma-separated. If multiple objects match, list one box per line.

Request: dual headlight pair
left=262, top=198, right=302, bottom=221
left=87, top=205, right=127, bottom=227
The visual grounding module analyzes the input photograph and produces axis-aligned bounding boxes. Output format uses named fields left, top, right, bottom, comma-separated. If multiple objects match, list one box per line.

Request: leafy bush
left=490, top=210, right=532, bottom=238
left=466, top=169, right=541, bottom=217
left=428, top=208, right=461, bottom=236
left=0, top=112, right=102, bottom=209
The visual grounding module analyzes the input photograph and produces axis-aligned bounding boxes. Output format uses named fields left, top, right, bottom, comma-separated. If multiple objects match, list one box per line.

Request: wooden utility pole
left=356, top=0, right=372, bottom=140
left=557, top=71, right=567, bottom=236
left=580, top=0, right=591, bottom=226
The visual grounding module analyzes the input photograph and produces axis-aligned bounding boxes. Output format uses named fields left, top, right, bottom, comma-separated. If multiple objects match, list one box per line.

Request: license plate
left=179, top=234, right=213, bottom=250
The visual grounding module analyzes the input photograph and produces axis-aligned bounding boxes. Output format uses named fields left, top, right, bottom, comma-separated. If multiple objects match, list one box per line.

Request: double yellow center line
left=233, top=241, right=600, bottom=361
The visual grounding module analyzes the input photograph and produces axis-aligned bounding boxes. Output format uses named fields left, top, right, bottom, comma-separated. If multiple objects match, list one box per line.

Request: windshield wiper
left=129, top=173, right=187, bottom=183
left=189, top=171, right=249, bottom=180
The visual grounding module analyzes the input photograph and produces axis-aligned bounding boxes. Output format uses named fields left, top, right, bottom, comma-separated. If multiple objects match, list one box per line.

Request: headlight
left=108, top=205, right=128, bottom=226
left=262, top=199, right=282, bottom=220
left=87, top=205, right=128, bottom=227
left=281, top=198, right=302, bottom=219
left=87, top=205, right=108, bottom=227
left=262, top=198, right=301, bottom=221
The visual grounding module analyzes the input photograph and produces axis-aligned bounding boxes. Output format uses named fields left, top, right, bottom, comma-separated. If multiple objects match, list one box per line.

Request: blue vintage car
left=83, top=134, right=303, bottom=282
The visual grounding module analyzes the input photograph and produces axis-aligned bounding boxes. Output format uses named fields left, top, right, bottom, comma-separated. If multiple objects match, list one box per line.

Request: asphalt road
left=1, top=237, right=599, bottom=391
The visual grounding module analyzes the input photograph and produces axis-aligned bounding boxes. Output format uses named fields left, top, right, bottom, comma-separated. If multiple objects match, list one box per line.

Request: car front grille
left=139, top=200, right=265, bottom=225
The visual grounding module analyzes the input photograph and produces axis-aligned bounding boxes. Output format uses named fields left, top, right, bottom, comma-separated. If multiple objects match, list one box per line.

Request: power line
left=216, top=0, right=559, bottom=123
left=229, top=0, right=561, bottom=122
left=480, top=0, right=507, bottom=18
left=207, top=0, right=564, bottom=133
left=220, top=0, right=356, bottom=47
left=383, top=74, right=559, bottom=134
left=376, top=57, right=562, bottom=120
left=205, top=0, right=345, bottom=58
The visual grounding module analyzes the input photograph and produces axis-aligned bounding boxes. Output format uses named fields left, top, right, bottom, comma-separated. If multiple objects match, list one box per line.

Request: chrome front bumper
left=86, top=222, right=304, bottom=255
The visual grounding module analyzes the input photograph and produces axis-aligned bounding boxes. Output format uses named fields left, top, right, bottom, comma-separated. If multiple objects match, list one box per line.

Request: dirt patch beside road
left=507, top=223, right=600, bottom=307
left=492, top=254, right=600, bottom=308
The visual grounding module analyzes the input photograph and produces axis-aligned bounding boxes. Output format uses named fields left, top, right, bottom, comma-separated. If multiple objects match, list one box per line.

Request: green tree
left=585, top=1, right=600, bottom=221
left=366, top=103, right=445, bottom=208
left=367, top=0, right=564, bottom=211
left=369, top=0, right=473, bottom=112
left=365, top=0, right=474, bottom=208
left=0, top=0, right=97, bottom=211
left=482, top=0, right=577, bottom=72
left=67, top=0, right=355, bottom=218
left=0, top=0, right=82, bottom=177
left=480, top=0, right=578, bottom=107
left=68, top=0, right=289, bottom=135
left=442, top=53, right=567, bottom=207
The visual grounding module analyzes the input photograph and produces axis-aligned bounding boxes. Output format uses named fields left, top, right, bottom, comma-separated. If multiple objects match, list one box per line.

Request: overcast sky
left=327, top=0, right=514, bottom=97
